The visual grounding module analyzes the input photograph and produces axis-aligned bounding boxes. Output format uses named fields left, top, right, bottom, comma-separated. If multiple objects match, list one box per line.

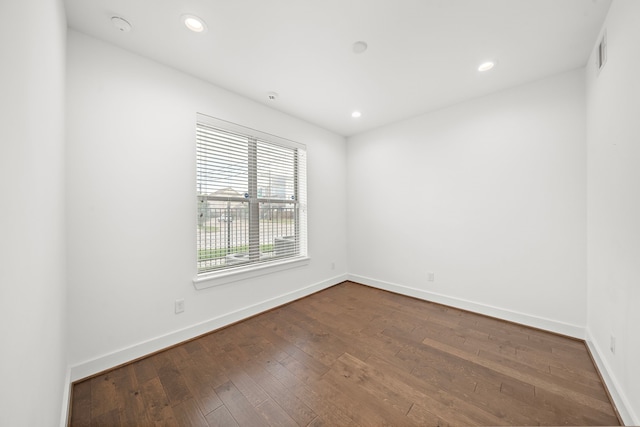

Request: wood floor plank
left=407, top=401, right=472, bottom=427
left=533, top=383, right=621, bottom=426
left=288, top=301, right=407, bottom=365
left=245, top=321, right=316, bottom=366
left=498, top=375, right=536, bottom=405
left=155, top=362, right=193, bottom=406
left=278, top=305, right=369, bottom=362
left=131, top=356, right=158, bottom=384
left=90, top=408, right=121, bottom=427
left=393, top=338, right=501, bottom=392
left=260, top=356, right=359, bottom=426
left=259, top=316, right=341, bottom=368
left=229, top=369, right=270, bottom=408
left=69, top=281, right=620, bottom=426
left=188, top=346, right=231, bottom=391
left=208, top=345, right=272, bottom=409
left=258, top=319, right=331, bottom=379
left=421, top=335, right=615, bottom=413
left=254, top=398, right=298, bottom=427
left=213, top=381, right=269, bottom=427
left=325, top=352, right=414, bottom=415
left=171, top=398, right=209, bottom=427
left=306, top=375, right=416, bottom=427
left=474, top=380, right=565, bottom=426
left=139, top=376, right=177, bottom=424
left=111, top=364, right=152, bottom=425
left=89, top=372, right=121, bottom=420
left=238, top=356, right=318, bottom=426
left=365, top=354, right=505, bottom=426
left=205, top=405, right=240, bottom=427
left=69, top=380, right=91, bottom=427
left=479, top=347, right=610, bottom=401
left=409, top=318, right=607, bottom=401
left=180, top=361, right=224, bottom=416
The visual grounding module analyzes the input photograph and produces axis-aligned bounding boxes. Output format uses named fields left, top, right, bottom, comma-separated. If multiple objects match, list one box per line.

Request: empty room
left=1, top=0, right=639, bottom=425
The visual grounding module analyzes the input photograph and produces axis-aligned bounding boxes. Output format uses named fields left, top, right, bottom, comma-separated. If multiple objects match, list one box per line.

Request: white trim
left=70, top=274, right=347, bottom=382
left=59, top=366, right=72, bottom=427
left=348, top=274, right=585, bottom=339
left=193, top=256, right=310, bottom=289
left=585, top=329, right=638, bottom=426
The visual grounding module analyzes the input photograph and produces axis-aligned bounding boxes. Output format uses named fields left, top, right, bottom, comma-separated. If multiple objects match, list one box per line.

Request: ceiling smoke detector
left=111, top=16, right=132, bottom=32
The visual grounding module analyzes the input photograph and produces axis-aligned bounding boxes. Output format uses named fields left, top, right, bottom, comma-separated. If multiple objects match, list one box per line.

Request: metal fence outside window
left=197, top=202, right=297, bottom=273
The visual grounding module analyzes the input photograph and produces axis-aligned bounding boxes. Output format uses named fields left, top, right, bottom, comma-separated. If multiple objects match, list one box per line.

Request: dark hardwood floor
left=69, top=281, right=621, bottom=426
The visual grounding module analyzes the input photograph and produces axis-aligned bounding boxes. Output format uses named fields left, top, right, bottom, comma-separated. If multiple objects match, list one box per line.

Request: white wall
left=0, top=0, right=69, bottom=425
left=586, top=1, right=640, bottom=424
left=66, top=30, right=348, bottom=378
left=347, top=69, right=587, bottom=336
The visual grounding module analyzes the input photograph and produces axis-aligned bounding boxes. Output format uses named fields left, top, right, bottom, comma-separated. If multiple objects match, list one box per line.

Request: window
left=195, top=114, right=307, bottom=283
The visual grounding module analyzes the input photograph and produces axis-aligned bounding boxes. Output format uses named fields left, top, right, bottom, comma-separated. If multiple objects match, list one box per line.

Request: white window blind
left=196, top=114, right=307, bottom=276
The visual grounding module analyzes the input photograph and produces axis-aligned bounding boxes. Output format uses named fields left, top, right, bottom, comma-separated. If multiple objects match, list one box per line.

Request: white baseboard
left=70, top=274, right=348, bottom=382
left=585, top=329, right=638, bottom=426
left=59, top=366, right=71, bottom=427
left=348, top=274, right=585, bottom=339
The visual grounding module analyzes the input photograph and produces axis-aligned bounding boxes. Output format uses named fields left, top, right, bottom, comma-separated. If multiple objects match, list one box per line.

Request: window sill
left=193, top=256, right=310, bottom=290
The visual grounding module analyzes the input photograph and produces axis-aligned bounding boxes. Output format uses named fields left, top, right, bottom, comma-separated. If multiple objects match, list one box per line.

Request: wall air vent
left=597, top=30, right=607, bottom=74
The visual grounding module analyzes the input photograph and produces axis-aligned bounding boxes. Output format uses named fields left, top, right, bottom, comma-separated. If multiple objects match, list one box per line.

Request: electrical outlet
left=331, top=261, right=336, bottom=270
left=175, top=299, right=185, bottom=314
left=610, top=335, right=616, bottom=354
left=428, top=272, right=435, bottom=282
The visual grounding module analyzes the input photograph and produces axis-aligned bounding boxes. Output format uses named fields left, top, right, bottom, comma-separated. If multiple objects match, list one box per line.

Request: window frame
left=193, top=113, right=309, bottom=289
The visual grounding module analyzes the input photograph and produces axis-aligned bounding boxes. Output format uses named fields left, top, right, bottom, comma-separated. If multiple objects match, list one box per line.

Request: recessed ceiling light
left=352, top=111, right=362, bottom=118
left=478, top=61, right=495, bottom=72
left=111, top=16, right=132, bottom=32
left=182, top=14, right=207, bottom=33
left=352, top=41, right=368, bottom=54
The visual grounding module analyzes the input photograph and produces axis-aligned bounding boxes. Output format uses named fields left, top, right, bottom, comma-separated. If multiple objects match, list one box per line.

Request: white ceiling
left=64, top=0, right=611, bottom=137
